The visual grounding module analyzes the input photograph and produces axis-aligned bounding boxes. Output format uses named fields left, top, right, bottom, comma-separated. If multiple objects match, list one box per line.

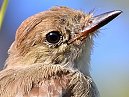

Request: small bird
left=0, top=6, right=121, bottom=97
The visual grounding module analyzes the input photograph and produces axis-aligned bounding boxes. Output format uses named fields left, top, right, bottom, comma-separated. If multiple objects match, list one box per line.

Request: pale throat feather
left=74, top=37, right=93, bottom=76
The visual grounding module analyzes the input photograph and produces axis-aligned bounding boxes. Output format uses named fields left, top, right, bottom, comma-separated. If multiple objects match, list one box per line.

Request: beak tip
left=102, top=10, right=122, bottom=20
left=112, top=10, right=123, bottom=16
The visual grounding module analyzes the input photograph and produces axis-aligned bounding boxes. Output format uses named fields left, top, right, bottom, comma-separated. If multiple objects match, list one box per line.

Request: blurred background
left=0, top=0, right=129, bottom=97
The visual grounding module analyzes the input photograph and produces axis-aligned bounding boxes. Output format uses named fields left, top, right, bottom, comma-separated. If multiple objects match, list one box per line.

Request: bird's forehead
left=41, top=7, right=86, bottom=26
left=49, top=6, right=85, bottom=20
left=35, top=7, right=91, bottom=34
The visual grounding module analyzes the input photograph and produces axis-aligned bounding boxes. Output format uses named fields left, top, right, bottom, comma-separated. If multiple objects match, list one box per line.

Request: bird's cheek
left=57, top=44, right=68, bottom=53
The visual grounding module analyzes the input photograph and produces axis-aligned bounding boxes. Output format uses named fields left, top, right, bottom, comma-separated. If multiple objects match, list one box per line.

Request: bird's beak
left=68, top=10, right=122, bottom=44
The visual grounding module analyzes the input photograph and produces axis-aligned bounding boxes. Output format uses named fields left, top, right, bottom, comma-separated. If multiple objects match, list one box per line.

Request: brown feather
left=0, top=64, right=96, bottom=97
left=0, top=6, right=100, bottom=97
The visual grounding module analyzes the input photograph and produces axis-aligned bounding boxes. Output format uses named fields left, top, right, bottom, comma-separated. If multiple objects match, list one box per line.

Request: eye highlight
left=46, top=31, right=62, bottom=44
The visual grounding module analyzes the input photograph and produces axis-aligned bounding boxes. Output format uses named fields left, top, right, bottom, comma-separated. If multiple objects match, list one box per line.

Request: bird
left=0, top=6, right=122, bottom=97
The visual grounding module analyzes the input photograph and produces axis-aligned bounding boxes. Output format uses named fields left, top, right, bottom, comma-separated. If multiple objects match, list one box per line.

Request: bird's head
left=5, top=7, right=121, bottom=72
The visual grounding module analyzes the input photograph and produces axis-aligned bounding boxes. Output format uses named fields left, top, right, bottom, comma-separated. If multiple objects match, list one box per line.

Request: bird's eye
left=46, top=31, right=62, bottom=44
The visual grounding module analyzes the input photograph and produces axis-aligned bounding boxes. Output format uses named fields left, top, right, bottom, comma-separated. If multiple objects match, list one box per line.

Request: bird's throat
left=74, top=37, right=93, bottom=76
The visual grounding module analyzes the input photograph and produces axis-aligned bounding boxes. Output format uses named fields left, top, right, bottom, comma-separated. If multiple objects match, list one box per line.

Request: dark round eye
left=46, top=31, right=61, bottom=44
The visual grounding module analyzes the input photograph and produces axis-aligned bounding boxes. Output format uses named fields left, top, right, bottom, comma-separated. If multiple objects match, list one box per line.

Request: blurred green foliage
left=0, top=0, right=8, bottom=30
